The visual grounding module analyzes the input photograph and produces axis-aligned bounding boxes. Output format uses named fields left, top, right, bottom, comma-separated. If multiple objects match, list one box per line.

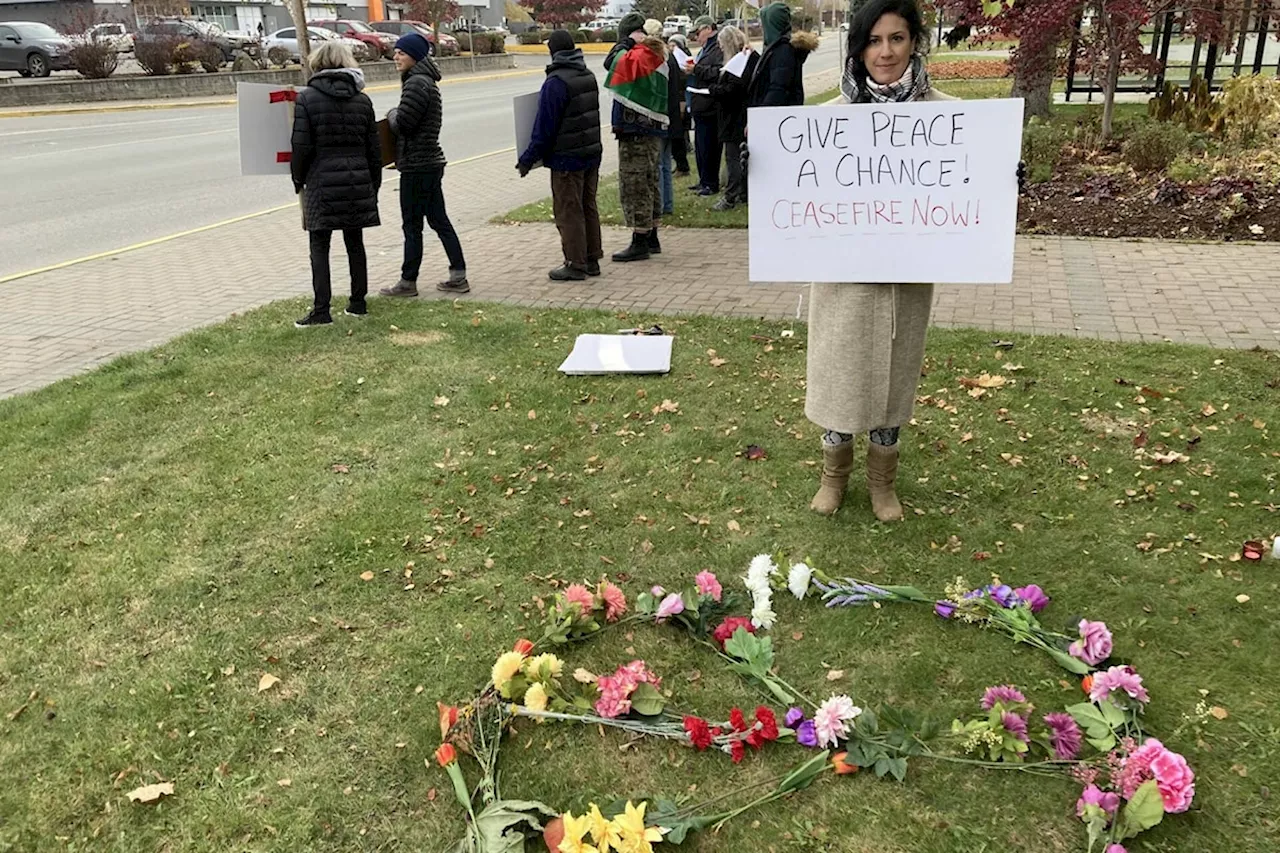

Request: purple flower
left=783, top=707, right=805, bottom=730
left=655, top=592, right=685, bottom=621
left=934, top=600, right=956, bottom=618
left=989, top=584, right=1020, bottom=608
left=981, top=685, right=1027, bottom=710
left=1089, top=665, right=1150, bottom=706
left=962, top=587, right=986, bottom=601
left=1069, top=619, right=1113, bottom=666
left=1076, top=783, right=1120, bottom=818
left=796, top=719, right=819, bottom=748
left=1014, top=584, right=1050, bottom=613
left=1001, top=711, right=1029, bottom=742
left=1044, top=712, right=1083, bottom=760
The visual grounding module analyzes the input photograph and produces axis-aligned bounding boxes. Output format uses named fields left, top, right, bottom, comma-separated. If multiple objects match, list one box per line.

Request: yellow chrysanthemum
left=606, top=801, right=663, bottom=853
left=524, top=682, right=549, bottom=718
left=524, top=652, right=563, bottom=682
left=558, top=811, right=600, bottom=853
left=586, top=803, right=612, bottom=851
left=491, top=651, right=524, bottom=696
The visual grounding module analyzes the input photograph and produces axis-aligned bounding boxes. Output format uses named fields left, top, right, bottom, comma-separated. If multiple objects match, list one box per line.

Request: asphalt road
left=0, top=42, right=844, bottom=279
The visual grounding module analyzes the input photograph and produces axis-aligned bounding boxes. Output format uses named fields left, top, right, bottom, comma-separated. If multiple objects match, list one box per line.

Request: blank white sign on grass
left=558, top=335, right=673, bottom=375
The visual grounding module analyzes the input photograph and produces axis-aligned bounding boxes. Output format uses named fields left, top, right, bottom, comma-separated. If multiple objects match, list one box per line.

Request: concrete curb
left=0, top=67, right=541, bottom=118
left=0, top=54, right=516, bottom=109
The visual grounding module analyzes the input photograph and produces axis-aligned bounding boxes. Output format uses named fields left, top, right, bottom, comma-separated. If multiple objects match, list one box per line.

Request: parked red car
left=308, top=19, right=395, bottom=58
left=369, top=20, right=460, bottom=57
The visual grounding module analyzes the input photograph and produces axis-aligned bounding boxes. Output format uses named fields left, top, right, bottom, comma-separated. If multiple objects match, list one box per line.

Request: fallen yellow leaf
left=258, top=673, right=281, bottom=693
left=126, top=782, right=174, bottom=804
left=359, top=571, right=374, bottom=581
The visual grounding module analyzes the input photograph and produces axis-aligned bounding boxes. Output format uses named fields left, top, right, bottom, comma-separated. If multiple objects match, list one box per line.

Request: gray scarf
left=841, top=54, right=931, bottom=104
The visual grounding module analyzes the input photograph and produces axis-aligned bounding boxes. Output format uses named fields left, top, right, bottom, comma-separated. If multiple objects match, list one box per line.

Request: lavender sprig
left=813, top=577, right=930, bottom=608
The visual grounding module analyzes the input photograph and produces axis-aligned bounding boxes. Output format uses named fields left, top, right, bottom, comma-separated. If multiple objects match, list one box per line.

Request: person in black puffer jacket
left=290, top=41, right=382, bottom=327
left=746, top=3, right=819, bottom=108
left=380, top=33, right=469, bottom=297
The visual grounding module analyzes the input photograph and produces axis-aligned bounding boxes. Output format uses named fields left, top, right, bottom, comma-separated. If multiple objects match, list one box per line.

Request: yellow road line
left=0, top=146, right=514, bottom=285
left=0, top=68, right=539, bottom=119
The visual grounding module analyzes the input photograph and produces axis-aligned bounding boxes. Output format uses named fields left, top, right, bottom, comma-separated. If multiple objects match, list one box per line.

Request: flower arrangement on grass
left=430, top=560, right=1195, bottom=852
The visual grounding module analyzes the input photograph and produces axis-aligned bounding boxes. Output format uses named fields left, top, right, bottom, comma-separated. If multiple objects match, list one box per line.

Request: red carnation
left=729, top=707, right=748, bottom=733
left=711, top=616, right=757, bottom=649
left=730, top=740, right=745, bottom=764
left=683, top=716, right=713, bottom=751
left=755, top=706, right=779, bottom=742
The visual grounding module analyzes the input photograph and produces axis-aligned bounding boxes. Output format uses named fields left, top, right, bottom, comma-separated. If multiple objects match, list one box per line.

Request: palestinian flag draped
left=604, top=40, right=670, bottom=126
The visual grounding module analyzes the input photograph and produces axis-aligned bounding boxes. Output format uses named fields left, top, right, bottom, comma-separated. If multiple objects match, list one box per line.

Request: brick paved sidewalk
left=3, top=145, right=1279, bottom=398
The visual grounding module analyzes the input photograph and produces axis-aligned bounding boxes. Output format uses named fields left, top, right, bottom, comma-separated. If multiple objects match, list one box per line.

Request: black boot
left=611, top=232, right=651, bottom=263
left=585, top=260, right=601, bottom=277
left=647, top=228, right=661, bottom=255
left=548, top=263, right=587, bottom=281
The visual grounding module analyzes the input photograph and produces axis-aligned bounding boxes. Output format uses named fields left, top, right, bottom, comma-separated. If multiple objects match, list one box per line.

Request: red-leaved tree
left=519, top=0, right=605, bottom=27
left=409, top=0, right=460, bottom=32
left=938, top=0, right=1083, bottom=119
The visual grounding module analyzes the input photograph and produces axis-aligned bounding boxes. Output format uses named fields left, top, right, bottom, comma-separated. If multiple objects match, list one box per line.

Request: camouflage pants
left=617, top=135, right=661, bottom=230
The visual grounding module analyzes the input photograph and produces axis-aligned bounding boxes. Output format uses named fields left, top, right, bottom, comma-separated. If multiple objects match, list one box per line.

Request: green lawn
left=1, top=299, right=1278, bottom=851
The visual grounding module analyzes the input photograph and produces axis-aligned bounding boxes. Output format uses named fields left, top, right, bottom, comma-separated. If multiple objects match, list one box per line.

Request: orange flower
left=832, top=752, right=858, bottom=775
left=438, top=702, right=460, bottom=740
left=434, top=743, right=457, bottom=767
left=513, top=638, right=535, bottom=657
left=1082, top=675, right=1094, bottom=695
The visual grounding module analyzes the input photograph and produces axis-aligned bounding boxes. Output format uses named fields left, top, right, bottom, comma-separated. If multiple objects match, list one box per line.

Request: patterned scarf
left=841, top=55, right=931, bottom=104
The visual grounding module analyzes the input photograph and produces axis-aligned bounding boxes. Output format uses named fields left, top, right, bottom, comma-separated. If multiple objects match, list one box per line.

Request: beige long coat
left=805, top=87, right=956, bottom=435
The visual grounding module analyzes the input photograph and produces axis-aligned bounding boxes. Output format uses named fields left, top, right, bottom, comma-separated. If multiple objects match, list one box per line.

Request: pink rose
left=695, top=571, right=723, bottom=602
left=655, top=592, right=685, bottom=621
left=1069, top=619, right=1113, bottom=665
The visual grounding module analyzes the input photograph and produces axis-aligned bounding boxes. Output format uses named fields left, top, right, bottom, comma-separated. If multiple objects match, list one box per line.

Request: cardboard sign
left=559, top=335, right=673, bottom=375
left=513, top=91, right=541, bottom=168
left=237, top=82, right=297, bottom=176
left=377, top=118, right=396, bottom=167
left=747, top=99, right=1025, bottom=284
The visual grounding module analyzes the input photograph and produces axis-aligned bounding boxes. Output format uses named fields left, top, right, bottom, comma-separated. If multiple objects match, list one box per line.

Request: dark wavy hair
left=845, top=0, right=929, bottom=89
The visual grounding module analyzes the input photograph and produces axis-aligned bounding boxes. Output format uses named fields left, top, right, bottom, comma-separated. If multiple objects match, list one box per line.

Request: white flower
left=745, top=553, right=777, bottom=592
left=750, top=596, right=776, bottom=630
left=813, top=694, right=862, bottom=748
left=787, top=562, right=813, bottom=600
left=825, top=694, right=862, bottom=722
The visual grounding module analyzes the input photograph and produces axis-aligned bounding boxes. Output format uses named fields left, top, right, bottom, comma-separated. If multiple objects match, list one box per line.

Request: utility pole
left=286, top=0, right=311, bottom=81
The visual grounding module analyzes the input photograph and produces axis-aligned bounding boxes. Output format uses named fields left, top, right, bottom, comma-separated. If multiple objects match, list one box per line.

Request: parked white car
left=85, top=22, right=134, bottom=53
left=262, top=26, right=370, bottom=63
left=662, top=15, right=692, bottom=37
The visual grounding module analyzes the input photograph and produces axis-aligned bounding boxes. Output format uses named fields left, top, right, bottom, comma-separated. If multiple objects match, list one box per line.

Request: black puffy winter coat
left=290, top=68, right=382, bottom=232
left=746, top=31, right=818, bottom=108
left=390, top=56, right=446, bottom=173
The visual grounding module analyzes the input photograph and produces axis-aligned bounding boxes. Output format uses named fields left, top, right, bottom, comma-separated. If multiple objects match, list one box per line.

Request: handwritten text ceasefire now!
left=771, top=109, right=980, bottom=230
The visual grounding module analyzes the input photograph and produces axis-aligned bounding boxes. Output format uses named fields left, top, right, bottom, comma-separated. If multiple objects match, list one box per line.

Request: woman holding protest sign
left=805, top=0, right=953, bottom=521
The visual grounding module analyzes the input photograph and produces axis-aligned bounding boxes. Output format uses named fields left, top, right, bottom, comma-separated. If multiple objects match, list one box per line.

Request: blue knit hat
left=395, top=33, right=430, bottom=62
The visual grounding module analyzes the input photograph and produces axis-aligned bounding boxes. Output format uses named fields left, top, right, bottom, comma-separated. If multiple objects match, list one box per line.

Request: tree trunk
left=1011, top=52, right=1055, bottom=120
left=286, top=0, right=311, bottom=81
left=1100, top=44, right=1121, bottom=141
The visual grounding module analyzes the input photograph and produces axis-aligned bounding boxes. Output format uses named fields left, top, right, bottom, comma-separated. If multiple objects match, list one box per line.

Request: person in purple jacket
left=515, top=29, right=604, bottom=281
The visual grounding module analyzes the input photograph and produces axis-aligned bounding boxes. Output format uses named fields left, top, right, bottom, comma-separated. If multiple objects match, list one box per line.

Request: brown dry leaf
left=826, top=669, right=845, bottom=681
left=1253, top=419, right=1266, bottom=429
left=726, top=520, right=741, bottom=532
left=277, top=778, right=292, bottom=788
left=1209, top=706, right=1230, bottom=720
left=710, top=357, right=727, bottom=367
left=427, top=787, right=438, bottom=802
left=573, top=668, right=597, bottom=684
left=653, top=399, right=680, bottom=414
left=258, top=673, right=281, bottom=693
left=1000, top=453, right=1024, bottom=467
left=126, top=782, right=174, bottom=804
left=221, top=665, right=235, bottom=676
left=433, top=396, right=450, bottom=407
left=331, top=463, right=350, bottom=474
left=527, top=410, right=537, bottom=420
left=792, top=632, right=804, bottom=641
left=1201, top=403, right=1217, bottom=417
left=960, top=373, right=1007, bottom=390
left=359, top=570, right=375, bottom=581
left=1152, top=451, right=1190, bottom=464
left=960, top=432, right=974, bottom=444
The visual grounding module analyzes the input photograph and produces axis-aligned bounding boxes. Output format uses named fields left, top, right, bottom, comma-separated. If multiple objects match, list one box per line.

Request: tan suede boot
left=866, top=443, right=904, bottom=522
left=810, top=442, right=855, bottom=515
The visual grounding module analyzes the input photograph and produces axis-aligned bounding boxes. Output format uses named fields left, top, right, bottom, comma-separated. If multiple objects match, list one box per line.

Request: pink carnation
left=1069, top=619, right=1113, bottom=665
left=594, top=660, right=661, bottom=718
left=1105, top=845, right=1127, bottom=853
left=1118, top=738, right=1195, bottom=813
left=562, top=583, right=595, bottom=615
left=695, top=571, right=723, bottom=602
left=1090, top=665, right=1150, bottom=706
left=598, top=581, right=627, bottom=622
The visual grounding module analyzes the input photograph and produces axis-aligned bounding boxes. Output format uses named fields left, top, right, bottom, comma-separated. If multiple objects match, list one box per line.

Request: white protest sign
left=237, top=82, right=297, bottom=176
left=747, top=98, right=1024, bottom=284
left=513, top=91, right=541, bottom=167
left=559, top=335, right=673, bottom=375
left=722, top=48, right=752, bottom=78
